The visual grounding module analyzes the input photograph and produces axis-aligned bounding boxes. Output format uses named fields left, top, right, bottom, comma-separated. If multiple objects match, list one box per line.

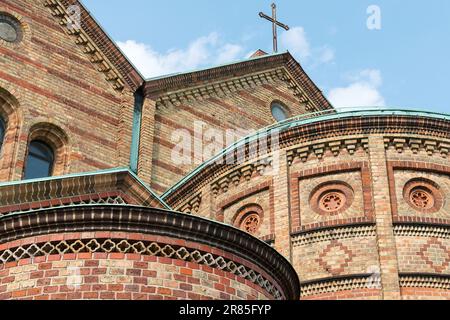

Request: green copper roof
left=162, top=107, right=450, bottom=199
left=0, top=167, right=171, bottom=210
left=0, top=167, right=130, bottom=188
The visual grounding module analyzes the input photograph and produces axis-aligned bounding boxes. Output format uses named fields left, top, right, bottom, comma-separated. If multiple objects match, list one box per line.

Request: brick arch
left=233, top=203, right=264, bottom=234
left=0, top=86, right=23, bottom=181
left=24, top=122, right=71, bottom=177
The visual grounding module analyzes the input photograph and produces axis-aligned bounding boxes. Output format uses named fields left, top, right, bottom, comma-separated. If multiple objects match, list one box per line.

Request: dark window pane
left=271, top=103, right=288, bottom=122
left=24, top=141, right=54, bottom=180
left=0, top=118, right=5, bottom=151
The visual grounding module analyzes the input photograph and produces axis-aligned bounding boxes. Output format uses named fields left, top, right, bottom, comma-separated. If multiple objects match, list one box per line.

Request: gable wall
left=0, top=0, right=134, bottom=181
left=146, top=76, right=309, bottom=193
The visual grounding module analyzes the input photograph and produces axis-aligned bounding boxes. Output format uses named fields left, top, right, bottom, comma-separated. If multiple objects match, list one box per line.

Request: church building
left=0, top=0, right=449, bottom=300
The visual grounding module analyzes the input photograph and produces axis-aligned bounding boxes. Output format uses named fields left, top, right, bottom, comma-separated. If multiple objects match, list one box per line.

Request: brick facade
left=165, top=114, right=450, bottom=300
left=1, top=0, right=449, bottom=301
left=0, top=233, right=280, bottom=300
left=0, top=0, right=138, bottom=182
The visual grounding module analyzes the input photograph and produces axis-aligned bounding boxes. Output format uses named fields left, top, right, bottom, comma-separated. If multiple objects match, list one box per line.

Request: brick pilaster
left=137, top=98, right=156, bottom=186
left=272, top=149, right=292, bottom=261
left=368, top=136, right=401, bottom=300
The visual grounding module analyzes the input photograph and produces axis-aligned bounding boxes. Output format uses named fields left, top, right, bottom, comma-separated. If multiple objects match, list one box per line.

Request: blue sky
left=83, top=0, right=449, bottom=113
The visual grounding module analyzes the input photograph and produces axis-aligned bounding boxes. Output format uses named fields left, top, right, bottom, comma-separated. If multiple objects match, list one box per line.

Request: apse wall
left=163, top=110, right=450, bottom=300
left=0, top=206, right=299, bottom=300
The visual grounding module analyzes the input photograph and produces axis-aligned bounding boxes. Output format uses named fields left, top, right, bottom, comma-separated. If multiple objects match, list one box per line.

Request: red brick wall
left=0, top=255, right=271, bottom=300
left=0, top=0, right=134, bottom=182
left=0, top=232, right=278, bottom=300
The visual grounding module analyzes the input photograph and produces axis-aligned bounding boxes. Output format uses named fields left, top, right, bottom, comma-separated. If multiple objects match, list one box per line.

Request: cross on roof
left=259, top=3, right=290, bottom=53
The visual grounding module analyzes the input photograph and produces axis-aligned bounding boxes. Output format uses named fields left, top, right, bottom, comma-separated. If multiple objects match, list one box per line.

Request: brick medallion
left=310, top=182, right=354, bottom=216
left=234, top=204, right=264, bottom=235
left=403, top=178, right=443, bottom=214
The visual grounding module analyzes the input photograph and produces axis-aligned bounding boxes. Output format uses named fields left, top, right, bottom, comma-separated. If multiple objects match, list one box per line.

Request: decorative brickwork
left=300, top=275, right=381, bottom=299
left=0, top=205, right=300, bottom=300
left=403, top=179, right=443, bottom=214
left=233, top=204, right=264, bottom=235
left=163, top=112, right=450, bottom=300
left=2, top=0, right=450, bottom=300
left=0, top=236, right=282, bottom=299
left=0, top=169, right=169, bottom=213
left=44, top=0, right=143, bottom=92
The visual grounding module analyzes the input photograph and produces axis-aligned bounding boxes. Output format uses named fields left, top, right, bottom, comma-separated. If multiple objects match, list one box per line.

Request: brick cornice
left=43, top=0, right=143, bottom=92
left=0, top=205, right=300, bottom=300
left=164, top=113, right=450, bottom=205
left=0, top=169, right=167, bottom=214
left=143, top=53, right=333, bottom=112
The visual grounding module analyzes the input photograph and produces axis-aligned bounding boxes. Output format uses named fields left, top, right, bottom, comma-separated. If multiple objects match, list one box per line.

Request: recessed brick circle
left=233, top=204, right=264, bottom=235
left=403, top=178, right=443, bottom=214
left=241, top=213, right=260, bottom=234
left=310, top=182, right=354, bottom=216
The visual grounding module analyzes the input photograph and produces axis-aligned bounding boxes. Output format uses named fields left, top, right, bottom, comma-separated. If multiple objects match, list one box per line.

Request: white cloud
left=316, top=46, right=335, bottom=64
left=280, top=27, right=334, bottom=66
left=118, top=33, right=244, bottom=78
left=280, top=26, right=311, bottom=59
left=216, top=44, right=244, bottom=65
left=328, top=69, right=386, bottom=108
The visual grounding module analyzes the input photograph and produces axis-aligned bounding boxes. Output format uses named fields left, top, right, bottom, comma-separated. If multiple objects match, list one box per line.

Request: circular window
left=233, top=204, right=263, bottom=235
left=410, top=187, right=434, bottom=210
left=0, top=13, right=22, bottom=43
left=319, top=191, right=346, bottom=213
left=403, top=179, right=443, bottom=213
left=310, top=182, right=354, bottom=215
left=271, top=102, right=288, bottom=122
left=240, top=213, right=260, bottom=234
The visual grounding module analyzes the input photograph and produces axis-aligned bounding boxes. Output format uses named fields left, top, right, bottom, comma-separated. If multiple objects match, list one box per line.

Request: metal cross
left=259, top=3, right=290, bottom=53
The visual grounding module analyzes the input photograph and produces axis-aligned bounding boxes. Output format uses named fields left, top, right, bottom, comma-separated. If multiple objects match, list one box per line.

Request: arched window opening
left=0, top=117, right=5, bottom=152
left=24, top=140, right=54, bottom=180
left=271, top=102, right=289, bottom=122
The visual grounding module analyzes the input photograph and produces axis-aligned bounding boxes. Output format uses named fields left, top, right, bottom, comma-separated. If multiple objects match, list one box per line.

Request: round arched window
left=0, top=13, right=22, bottom=43
left=0, top=118, right=5, bottom=151
left=271, top=102, right=288, bottom=122
left=24, top=141, right=55, bottom=180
